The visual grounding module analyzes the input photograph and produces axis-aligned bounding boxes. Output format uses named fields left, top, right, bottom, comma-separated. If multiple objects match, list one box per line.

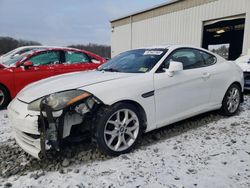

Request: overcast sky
left=0, top=0, right=167, bottom=46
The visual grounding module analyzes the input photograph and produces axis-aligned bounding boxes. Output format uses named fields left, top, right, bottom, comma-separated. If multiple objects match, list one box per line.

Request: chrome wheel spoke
left=126, top=130, right=135, bottom=140
left=234, top=99, right=239, bottom=105
left=116, top=112, right=122, bottom=124
left=230, top=89, right=238, bottom=99
left=108, top=135, right=117, bottom=146
left=124, top=117, right=135, bottom=126
left=105, top=130, right=118, bottom=136
left=232, top=90, right=237, bottom=98
left=122, top=110, right=129, bottom=125
left=121, top=135, right=128, bottom=147
left=231, top=103, right=235, bottom=111
left=107, top=120, right=119, bottom=128
left=115, top=136, right=122, bottom=151
left=127, top=124, right=138, bottom=132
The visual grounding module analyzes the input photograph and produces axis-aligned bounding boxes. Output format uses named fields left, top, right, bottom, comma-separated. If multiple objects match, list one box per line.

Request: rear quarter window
left=199, top=51, right=217, bottom=66
left=65, top=51, right=90, bottom=64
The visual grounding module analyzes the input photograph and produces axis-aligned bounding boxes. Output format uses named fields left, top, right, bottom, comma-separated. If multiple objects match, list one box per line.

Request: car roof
left=133, top=44, right=209, bottom=51
left=27, top=47, right=85, bottom=54
left=131, top=44, right=221, bottom=59
left=18, top=47, right=102, bottom=63
left=10, top=46, right=60, bottom=51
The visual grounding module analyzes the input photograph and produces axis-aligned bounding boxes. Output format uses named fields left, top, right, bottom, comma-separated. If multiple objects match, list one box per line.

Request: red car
left=0, top=47, right=106, bottom=108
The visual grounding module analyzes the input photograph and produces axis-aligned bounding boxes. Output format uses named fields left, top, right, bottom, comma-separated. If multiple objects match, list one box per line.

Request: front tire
left=0, top=85, right=10, bottom=109
left=94, top=103, right=143, bottom=156
left=220, top=84, right=241, bottom=116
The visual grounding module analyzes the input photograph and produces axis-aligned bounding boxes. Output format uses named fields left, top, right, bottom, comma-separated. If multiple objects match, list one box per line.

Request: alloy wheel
left=227, top=87, right=240, bottom=113
left=104, top=109, right=140, bottom=152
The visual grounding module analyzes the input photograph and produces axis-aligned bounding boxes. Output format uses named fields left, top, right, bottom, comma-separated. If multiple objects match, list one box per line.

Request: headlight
left=28, top=90, right=90, bottom=111
left=28, top=98, right=43, bottom=111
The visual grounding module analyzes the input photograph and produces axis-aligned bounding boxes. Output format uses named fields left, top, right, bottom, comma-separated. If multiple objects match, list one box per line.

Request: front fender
left=81, top=73, right=157, bottom=132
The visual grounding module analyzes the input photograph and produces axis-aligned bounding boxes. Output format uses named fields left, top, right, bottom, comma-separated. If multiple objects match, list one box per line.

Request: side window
left=199, top=51, right=217, bottom=66
left=163, top=48, right=215, bottom=70
left=29, top=51, right=60, bottom=66
left=65, top=51, right=90, bottom=64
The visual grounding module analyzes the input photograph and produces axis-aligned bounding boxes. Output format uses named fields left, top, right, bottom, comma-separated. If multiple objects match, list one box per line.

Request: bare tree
left=0, top=36, right=41, bottom=55
left=0, top=37, right=111, bottom=59
left=68, top=43, right=111, bottom=58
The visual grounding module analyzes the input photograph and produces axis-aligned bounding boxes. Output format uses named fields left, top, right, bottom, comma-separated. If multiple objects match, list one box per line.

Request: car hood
left=17, top=71, right=136, bottom=103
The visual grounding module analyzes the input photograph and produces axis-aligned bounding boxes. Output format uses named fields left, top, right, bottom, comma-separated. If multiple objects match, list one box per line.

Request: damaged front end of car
left=30, top=90, right=102, bottom=159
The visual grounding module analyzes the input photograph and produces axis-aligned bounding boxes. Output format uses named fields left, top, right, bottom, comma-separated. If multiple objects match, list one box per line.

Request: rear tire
left=0, top=85, right=10, bottom=109
left=220, top=84, right=241, bottom=116
left=93, top=103, right=143, bottom=156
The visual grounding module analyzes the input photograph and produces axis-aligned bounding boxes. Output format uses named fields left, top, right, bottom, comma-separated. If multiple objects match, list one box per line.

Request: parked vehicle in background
left=7, top=45, right=244, bottom=159
left=0, top=47, right=106, bottom=108
left=0, top=46, right=58, bottom=63
left=235, top=55, right=250, bottom=90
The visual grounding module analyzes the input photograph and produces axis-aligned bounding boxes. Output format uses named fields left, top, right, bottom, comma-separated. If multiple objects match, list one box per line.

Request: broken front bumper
left=8, top=96, right=96, bottom=159
left=8, top=99, right=41, bottom=158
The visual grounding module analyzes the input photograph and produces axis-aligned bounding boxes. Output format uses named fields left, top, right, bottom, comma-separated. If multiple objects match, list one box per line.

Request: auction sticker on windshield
left=143, top=50, right=163, bottom=56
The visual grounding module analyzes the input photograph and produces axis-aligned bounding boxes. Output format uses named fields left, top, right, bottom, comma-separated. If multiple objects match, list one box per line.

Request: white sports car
left=235, top=55, right=250, bottom=90
left=8, top=45, right=244, bottom=159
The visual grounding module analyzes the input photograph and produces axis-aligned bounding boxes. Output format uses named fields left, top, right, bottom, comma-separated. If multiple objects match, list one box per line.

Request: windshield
left=1, top=53, right=27, bottom=66
left=1, top=49, right=19, bottom=58
left=1, top=46, right=44, bottom=59
left=98, top=49, right=167, bottom=73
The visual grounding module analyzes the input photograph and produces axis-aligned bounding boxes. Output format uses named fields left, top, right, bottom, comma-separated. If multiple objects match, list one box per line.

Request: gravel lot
left=0, top=94, right=250, bottom=188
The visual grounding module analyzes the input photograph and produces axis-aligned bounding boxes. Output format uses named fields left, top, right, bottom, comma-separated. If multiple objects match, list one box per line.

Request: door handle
left=202, top=72, right=210, bottom=79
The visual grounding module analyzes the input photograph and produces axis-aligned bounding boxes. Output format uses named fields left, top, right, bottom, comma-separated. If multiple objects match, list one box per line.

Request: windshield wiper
left=99, top=68, right=120, bottom=72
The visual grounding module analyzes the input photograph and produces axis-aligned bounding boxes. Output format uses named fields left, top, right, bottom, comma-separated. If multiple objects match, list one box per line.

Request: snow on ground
left=0, top=95, right=250, bottom=188
left=0, top=110, right=12, bottom=143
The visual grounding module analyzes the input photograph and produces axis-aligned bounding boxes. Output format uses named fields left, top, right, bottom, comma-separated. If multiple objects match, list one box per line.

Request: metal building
left=110, top=0, right=250, bottom=60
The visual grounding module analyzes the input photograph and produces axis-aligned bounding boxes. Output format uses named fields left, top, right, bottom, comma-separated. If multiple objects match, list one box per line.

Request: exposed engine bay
left=38, top=96, right=101, bottom=158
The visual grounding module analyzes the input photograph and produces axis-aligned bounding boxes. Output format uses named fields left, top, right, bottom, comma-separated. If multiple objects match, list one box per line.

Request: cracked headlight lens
left=28, top=90, right=90, bottom=111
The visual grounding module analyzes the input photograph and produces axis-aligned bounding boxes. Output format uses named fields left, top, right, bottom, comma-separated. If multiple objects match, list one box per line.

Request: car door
left=154, top=48, right=214, bottom=128
left=54, top=50, right=100, bottom=75
left=14, top=50, right=61, bottom=94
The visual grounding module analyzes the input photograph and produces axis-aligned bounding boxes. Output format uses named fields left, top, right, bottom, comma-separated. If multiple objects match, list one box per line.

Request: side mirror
left=167, top=61, right=183, bottom=77
left=23, top=61, right=33, bottom=69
